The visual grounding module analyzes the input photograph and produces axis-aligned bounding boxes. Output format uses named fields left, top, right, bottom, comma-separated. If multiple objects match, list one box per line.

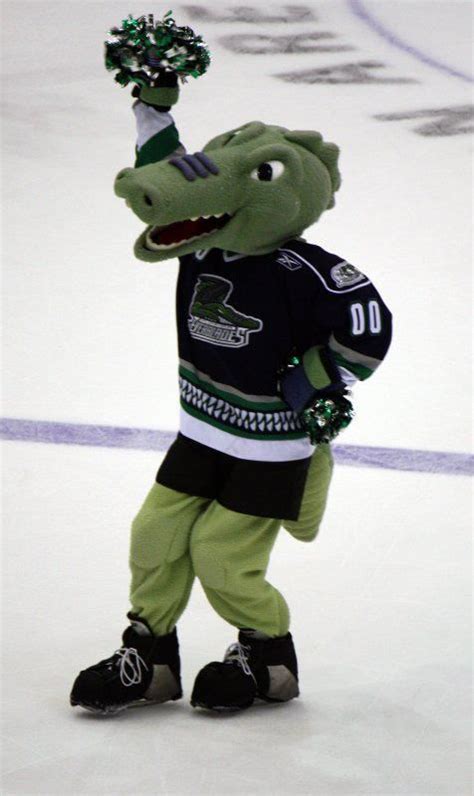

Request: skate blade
left=70, top=692, right=182, bottom=716
left=256, top=693, right=299, bottom=704
left=190, top=700, right=253, bottom=713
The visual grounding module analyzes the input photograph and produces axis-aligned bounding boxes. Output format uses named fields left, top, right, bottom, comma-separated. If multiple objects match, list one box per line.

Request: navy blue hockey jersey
left=177, top=239, right=392, bottom=462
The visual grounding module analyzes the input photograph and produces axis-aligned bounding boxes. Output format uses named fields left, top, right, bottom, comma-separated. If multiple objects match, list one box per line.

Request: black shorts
left=156, top=433, right=311, bottom=520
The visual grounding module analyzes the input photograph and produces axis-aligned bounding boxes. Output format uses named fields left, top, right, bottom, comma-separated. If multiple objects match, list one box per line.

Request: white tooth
left=145, top=232, right=161, bottom=250
left=146, top=212, right=232, bottom=250
left=145, top=224, right=224, bottom=252
left=145, top=231, right=178, bottom=251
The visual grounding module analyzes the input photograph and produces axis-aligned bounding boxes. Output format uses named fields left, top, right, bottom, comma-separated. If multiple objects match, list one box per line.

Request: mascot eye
left=250, top=161, right=285, bottom=182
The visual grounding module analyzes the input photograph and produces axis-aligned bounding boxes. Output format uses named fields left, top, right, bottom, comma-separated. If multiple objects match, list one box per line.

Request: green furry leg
left=190, top=503, right=289, bottom=637
left=129, top=483, right=210, bottom=635
left=129, top=447, right=332, bottom=638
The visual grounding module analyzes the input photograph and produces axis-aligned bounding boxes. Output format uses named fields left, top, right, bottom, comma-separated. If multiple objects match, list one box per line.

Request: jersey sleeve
left=316, top=272, right=393, bottom=386
left=279, top=243, right=392, bottom=395
left=132, top=100, right=185, bottom=167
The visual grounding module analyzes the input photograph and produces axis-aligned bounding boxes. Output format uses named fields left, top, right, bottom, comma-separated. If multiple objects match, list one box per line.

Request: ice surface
left=1, top=1, right=472, bottom=793
left=2, top=442, right=472, bottom=794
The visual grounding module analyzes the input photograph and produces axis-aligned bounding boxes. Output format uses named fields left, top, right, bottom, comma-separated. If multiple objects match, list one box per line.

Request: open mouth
left=145, top=213, right=232, bottom=251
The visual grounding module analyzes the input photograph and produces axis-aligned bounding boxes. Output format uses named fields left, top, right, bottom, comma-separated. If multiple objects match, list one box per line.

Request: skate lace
left=223, top=642, right=256, bottom=681
left=112, top=647, right=149, bottom=687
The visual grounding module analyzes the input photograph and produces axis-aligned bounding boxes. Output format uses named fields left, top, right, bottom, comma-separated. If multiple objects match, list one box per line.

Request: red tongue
left=151, top=217, right=217, bottom=246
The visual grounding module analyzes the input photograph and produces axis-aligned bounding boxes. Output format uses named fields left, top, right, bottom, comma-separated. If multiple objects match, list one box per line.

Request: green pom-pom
left=301, top=394, right=354, bottom=445
left=277, top=350, right=354, bottom=444
left=104, top=11, right=211, bottom=88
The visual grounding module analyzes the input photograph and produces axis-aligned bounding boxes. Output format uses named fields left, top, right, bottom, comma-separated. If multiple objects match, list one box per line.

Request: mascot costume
left=71, top=13, right=392, bottom=714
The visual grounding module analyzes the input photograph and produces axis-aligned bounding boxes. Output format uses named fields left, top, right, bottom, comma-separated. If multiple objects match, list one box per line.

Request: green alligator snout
left=115, top=167, right=163, bottom=224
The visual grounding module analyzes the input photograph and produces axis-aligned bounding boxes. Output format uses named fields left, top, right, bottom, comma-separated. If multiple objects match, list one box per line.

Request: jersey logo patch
left=330, top=261, right=366, bottom=288
left=188, top=274, right=263, bottom=348
left=276, top=252, right=302, bottom=271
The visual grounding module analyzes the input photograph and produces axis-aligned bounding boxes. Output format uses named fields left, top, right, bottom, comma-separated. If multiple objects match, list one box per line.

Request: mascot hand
left=279, top=347, right=354, bottom=444
left=279, top=346, right=344, bottom=413
left=299, top=392, right=353, bottom=445
left=132, top=70, right=180, bottom=110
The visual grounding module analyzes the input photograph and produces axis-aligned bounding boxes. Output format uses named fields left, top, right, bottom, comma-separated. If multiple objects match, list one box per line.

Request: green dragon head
left=114, top=121, right=341, bottom=261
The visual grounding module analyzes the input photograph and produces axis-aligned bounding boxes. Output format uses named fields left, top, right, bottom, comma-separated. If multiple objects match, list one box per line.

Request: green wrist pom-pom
left=280, top=353, right=354, bottom=445
left=104, top=10, right=211, bottom=88
left=301, top=394, right=354, bottom=445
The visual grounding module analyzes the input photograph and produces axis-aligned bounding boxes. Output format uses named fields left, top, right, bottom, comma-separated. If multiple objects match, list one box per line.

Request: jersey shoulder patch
left=277, top=242, right=371, bottom=294
left=329, top=260, right=367, bottom=288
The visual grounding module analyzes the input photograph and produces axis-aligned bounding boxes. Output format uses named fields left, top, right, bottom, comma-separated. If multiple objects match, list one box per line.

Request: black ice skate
left=190, top=630, right=299, bottom=712
left=70, top=615, right=182, bottom=715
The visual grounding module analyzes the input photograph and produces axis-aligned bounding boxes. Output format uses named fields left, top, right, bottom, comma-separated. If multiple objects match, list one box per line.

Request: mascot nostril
left=69, top=11, right=393, bottom=718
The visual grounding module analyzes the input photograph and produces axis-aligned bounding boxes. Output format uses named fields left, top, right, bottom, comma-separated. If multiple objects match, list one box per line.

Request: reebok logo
left=277, top=252, right=302, bottom=271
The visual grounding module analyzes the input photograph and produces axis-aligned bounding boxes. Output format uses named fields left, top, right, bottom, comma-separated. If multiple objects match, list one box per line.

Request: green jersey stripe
left=135, top=124, right=181, bottom=168
left=179, top=376, right=304, bottom=437
left=332, top=352, right=373, bottom=381
left=329, top=333, right=382, bottom=371
left=180, top=401, right=307, bottom=442
left=179, top=364, right=286, bottom=411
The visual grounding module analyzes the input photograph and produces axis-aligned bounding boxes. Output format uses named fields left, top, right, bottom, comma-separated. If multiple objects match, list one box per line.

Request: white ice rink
left=1, top=1, right=472, bottom=794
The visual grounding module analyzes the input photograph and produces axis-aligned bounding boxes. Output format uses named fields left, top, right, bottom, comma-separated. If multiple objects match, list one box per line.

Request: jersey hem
left=179, top=408, right=315, bottom=462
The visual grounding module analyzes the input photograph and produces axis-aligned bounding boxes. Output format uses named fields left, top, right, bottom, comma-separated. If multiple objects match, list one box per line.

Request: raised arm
left=132, top=71, right=185, bottom=168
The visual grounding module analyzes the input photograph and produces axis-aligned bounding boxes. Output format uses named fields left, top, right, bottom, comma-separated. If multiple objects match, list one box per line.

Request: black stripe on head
left=169, top=152, right=220, bottom=181
left=194, top=151, right=220, bottom=175
left=169, top=157, right=197, bottom=181
left=182, top=154, right=209, bottom=178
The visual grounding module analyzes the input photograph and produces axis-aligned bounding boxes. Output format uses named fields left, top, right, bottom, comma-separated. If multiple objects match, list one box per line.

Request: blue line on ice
left=1, top=418, right=472, bottom=476
left=348, top=0, right=474, bottom=83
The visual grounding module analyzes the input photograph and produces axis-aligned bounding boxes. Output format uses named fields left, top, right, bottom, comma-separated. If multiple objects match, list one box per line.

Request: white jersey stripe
left=133, top=101, right=175, bottom=151
left=180, top=409, right=314, bottom=462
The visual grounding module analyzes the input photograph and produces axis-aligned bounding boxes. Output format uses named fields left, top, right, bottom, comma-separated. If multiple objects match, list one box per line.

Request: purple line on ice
left=0, top=418, right=175, bottom=454
left=1, top=418, right=472, bottom=477
left=348, top=0, right=474, bottom=84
